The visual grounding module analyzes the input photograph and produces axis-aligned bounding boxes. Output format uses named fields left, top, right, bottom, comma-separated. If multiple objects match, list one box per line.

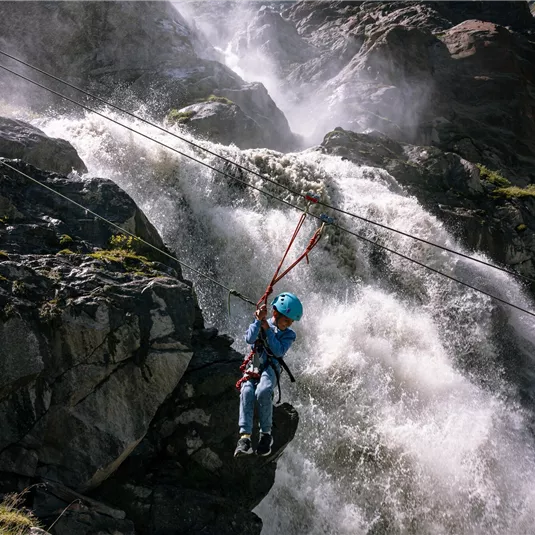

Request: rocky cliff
left=0, top=1, right=296, bottom=152
left=0, top=121, right=298, bottom=535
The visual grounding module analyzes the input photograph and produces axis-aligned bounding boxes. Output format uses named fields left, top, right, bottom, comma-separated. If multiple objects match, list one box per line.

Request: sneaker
left=256, top=433, right=273, bottom=457
left=234, top=436, right=253, bottom=457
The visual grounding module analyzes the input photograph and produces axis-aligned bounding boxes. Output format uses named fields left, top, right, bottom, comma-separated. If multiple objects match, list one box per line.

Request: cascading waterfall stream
left=35, top=111, right=535, bottom=534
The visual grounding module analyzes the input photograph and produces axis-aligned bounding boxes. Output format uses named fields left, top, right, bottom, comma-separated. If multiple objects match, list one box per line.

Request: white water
left=35, top=110, right=535, bottom=534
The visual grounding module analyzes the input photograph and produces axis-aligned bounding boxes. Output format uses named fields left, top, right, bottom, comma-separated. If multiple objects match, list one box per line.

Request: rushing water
left=34, top=110, right=535, bottom=535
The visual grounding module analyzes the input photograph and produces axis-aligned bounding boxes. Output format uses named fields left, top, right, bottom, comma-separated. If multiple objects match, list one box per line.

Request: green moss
left=476, top=163, right=511, bottom=187
left=516, top=223, right=527, bottom=232
left=59, top=234, right=73, bottom=245
left=167, top=109, right=196, bottom=124
left=12, top=281, right=26, bottom=296
left=0, top=274, right=8, bottom=282
left=206, top=94, right=233, bottom=105
left=0, top=250, right=9, bottom=260
left=494, top=185, right=535, bottom=199
left=57, top=249, right=75, bottom=255
left=89, top=248, right=157, bottom=276
left=109, top=234, right=143, bottom=253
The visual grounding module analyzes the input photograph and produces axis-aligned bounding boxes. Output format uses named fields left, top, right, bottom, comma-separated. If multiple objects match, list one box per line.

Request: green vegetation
left=57, top=249, right=75, bottom=255
left=167, top=109, right=196, bottom=124
left=12, top=281, right=27, bottom=296
left=39, top=298, right=61, bottom=322
left=59, top=234, right=73, bottom=246
left=493, top=185, right=535, bottom=199
left=0, top=250, right=9, bottom=260
left=0, top=492, right=40, bottom=535
left=516, top=223, right=527, bottom=232
left=204, top=94, right=233, bottom=105
left=476, top=163, right=511, bottom=187
left=109, top=234, right=143, bottom=253
left=90, top=234, right=158, bottom=276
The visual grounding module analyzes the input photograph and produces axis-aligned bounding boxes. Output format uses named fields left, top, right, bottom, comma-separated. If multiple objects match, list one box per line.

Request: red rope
left=235, top=348, right=261, bottom=390
left=257, top=215, right=324, bottom=307
left=257, top=212, right=307, bottom=307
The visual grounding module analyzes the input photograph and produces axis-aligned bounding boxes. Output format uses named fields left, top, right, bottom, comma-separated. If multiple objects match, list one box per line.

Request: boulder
left=168, top=99, right=267, bottom=150
left=0, top=157, right=299, bottom=534
left=0, top=117, right=87, bottom=175
left=94, top=326, right=299, bottom=534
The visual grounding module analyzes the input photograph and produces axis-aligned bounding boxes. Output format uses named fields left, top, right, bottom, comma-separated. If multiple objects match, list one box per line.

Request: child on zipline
left=234, top=292, right=303, bottom=457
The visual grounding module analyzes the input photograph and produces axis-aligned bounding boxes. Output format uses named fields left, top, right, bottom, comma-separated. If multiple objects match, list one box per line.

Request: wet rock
left=169, top=99, right=266, bottom=150
left=94, top=331, right=299, bottom=534
left=0, top=117, right=87, bottom=175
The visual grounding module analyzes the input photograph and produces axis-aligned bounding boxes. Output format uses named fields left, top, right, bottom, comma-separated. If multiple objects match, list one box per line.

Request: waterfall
left=37, top=111, right=535, bottom=535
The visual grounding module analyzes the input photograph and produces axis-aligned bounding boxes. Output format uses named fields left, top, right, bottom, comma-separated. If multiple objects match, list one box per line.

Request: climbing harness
left=235, top=327, right=296, bottom=404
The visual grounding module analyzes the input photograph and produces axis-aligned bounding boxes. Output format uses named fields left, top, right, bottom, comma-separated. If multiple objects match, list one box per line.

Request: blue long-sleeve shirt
left=245, top=317, right=296, bottom=372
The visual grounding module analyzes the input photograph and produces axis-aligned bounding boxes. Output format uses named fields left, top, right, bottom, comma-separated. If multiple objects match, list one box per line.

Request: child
left=234, top=292, right=303, bottom=457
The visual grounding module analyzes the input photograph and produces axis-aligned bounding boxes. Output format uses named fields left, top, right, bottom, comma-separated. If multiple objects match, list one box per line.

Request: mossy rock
left=167, top=109, right=197, bottom=124
left=476, top=163, right=511, bottom=187
left=493, top=185, right=535, bottom=199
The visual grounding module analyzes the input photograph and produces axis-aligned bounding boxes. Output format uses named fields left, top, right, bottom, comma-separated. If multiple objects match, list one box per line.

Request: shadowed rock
left=0, top=117, right=87, bottom=175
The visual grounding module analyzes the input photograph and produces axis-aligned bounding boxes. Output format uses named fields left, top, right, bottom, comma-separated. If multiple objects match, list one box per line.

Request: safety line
left=2, top=159, right=535, bottom=320
left=1, top=49, right=532, bottom=285
left=1, top=65, right=535, bottom=318
left=0, top=159, right=256, bottom=307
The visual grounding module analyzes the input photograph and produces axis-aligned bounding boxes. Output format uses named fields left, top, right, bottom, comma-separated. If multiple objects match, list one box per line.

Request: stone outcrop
left=168, top=98, right=268, bottom=149
left=0, top=1, right=296, bottom=152
left=0, top=149, right=298, bottom=533
left=190, top=1, right=535, bottom=182
left=0, top=117, right=87, bottom=175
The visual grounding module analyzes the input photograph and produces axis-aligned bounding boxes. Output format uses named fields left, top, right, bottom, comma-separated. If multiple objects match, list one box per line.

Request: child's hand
left=255, top=304, right=267, bottom=321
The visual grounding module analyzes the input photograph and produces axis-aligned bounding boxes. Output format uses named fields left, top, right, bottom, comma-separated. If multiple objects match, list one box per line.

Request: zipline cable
left=0, top=159, right=257, bottom=308
left=1, top=65, right=535, bottom=318
left=1, top=50, right=533, bottom=285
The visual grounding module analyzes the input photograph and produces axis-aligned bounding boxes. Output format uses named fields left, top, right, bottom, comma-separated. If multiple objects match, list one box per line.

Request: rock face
left=320, top=127, right=535, bottom=285
left=191, top=1, right=535, bottom=182
left=0, top=1, right=296, bottom=151
left=0, top=117, right=87, bottom=175
left=0, top=135, right=298, bottom=534
left=168, top=98, right=268, bottom=149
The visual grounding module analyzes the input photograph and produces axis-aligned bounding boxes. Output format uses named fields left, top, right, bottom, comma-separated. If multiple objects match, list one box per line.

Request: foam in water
left=36, top=111, right=535, bottom=534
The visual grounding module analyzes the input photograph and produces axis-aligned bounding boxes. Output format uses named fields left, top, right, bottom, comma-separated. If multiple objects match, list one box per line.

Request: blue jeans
left=239, top=365, right=276, bottom=435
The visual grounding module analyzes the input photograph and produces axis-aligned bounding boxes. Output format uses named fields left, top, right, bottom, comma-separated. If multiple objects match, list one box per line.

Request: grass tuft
left=0, top=492, right=41, bottom=535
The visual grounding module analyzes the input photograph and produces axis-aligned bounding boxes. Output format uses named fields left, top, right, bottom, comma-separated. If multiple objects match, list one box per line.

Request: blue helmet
left=271, top=292, right=303, bottom=321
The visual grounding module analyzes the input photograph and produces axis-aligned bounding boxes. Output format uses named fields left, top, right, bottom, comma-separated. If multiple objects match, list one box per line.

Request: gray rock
left=0, top=117, right=87, bottom=175
left=95, top=330, right=299, bottom=534
left=0, top=159, right=299, bottom=534
left=169, top=100, right=266, bottom=149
